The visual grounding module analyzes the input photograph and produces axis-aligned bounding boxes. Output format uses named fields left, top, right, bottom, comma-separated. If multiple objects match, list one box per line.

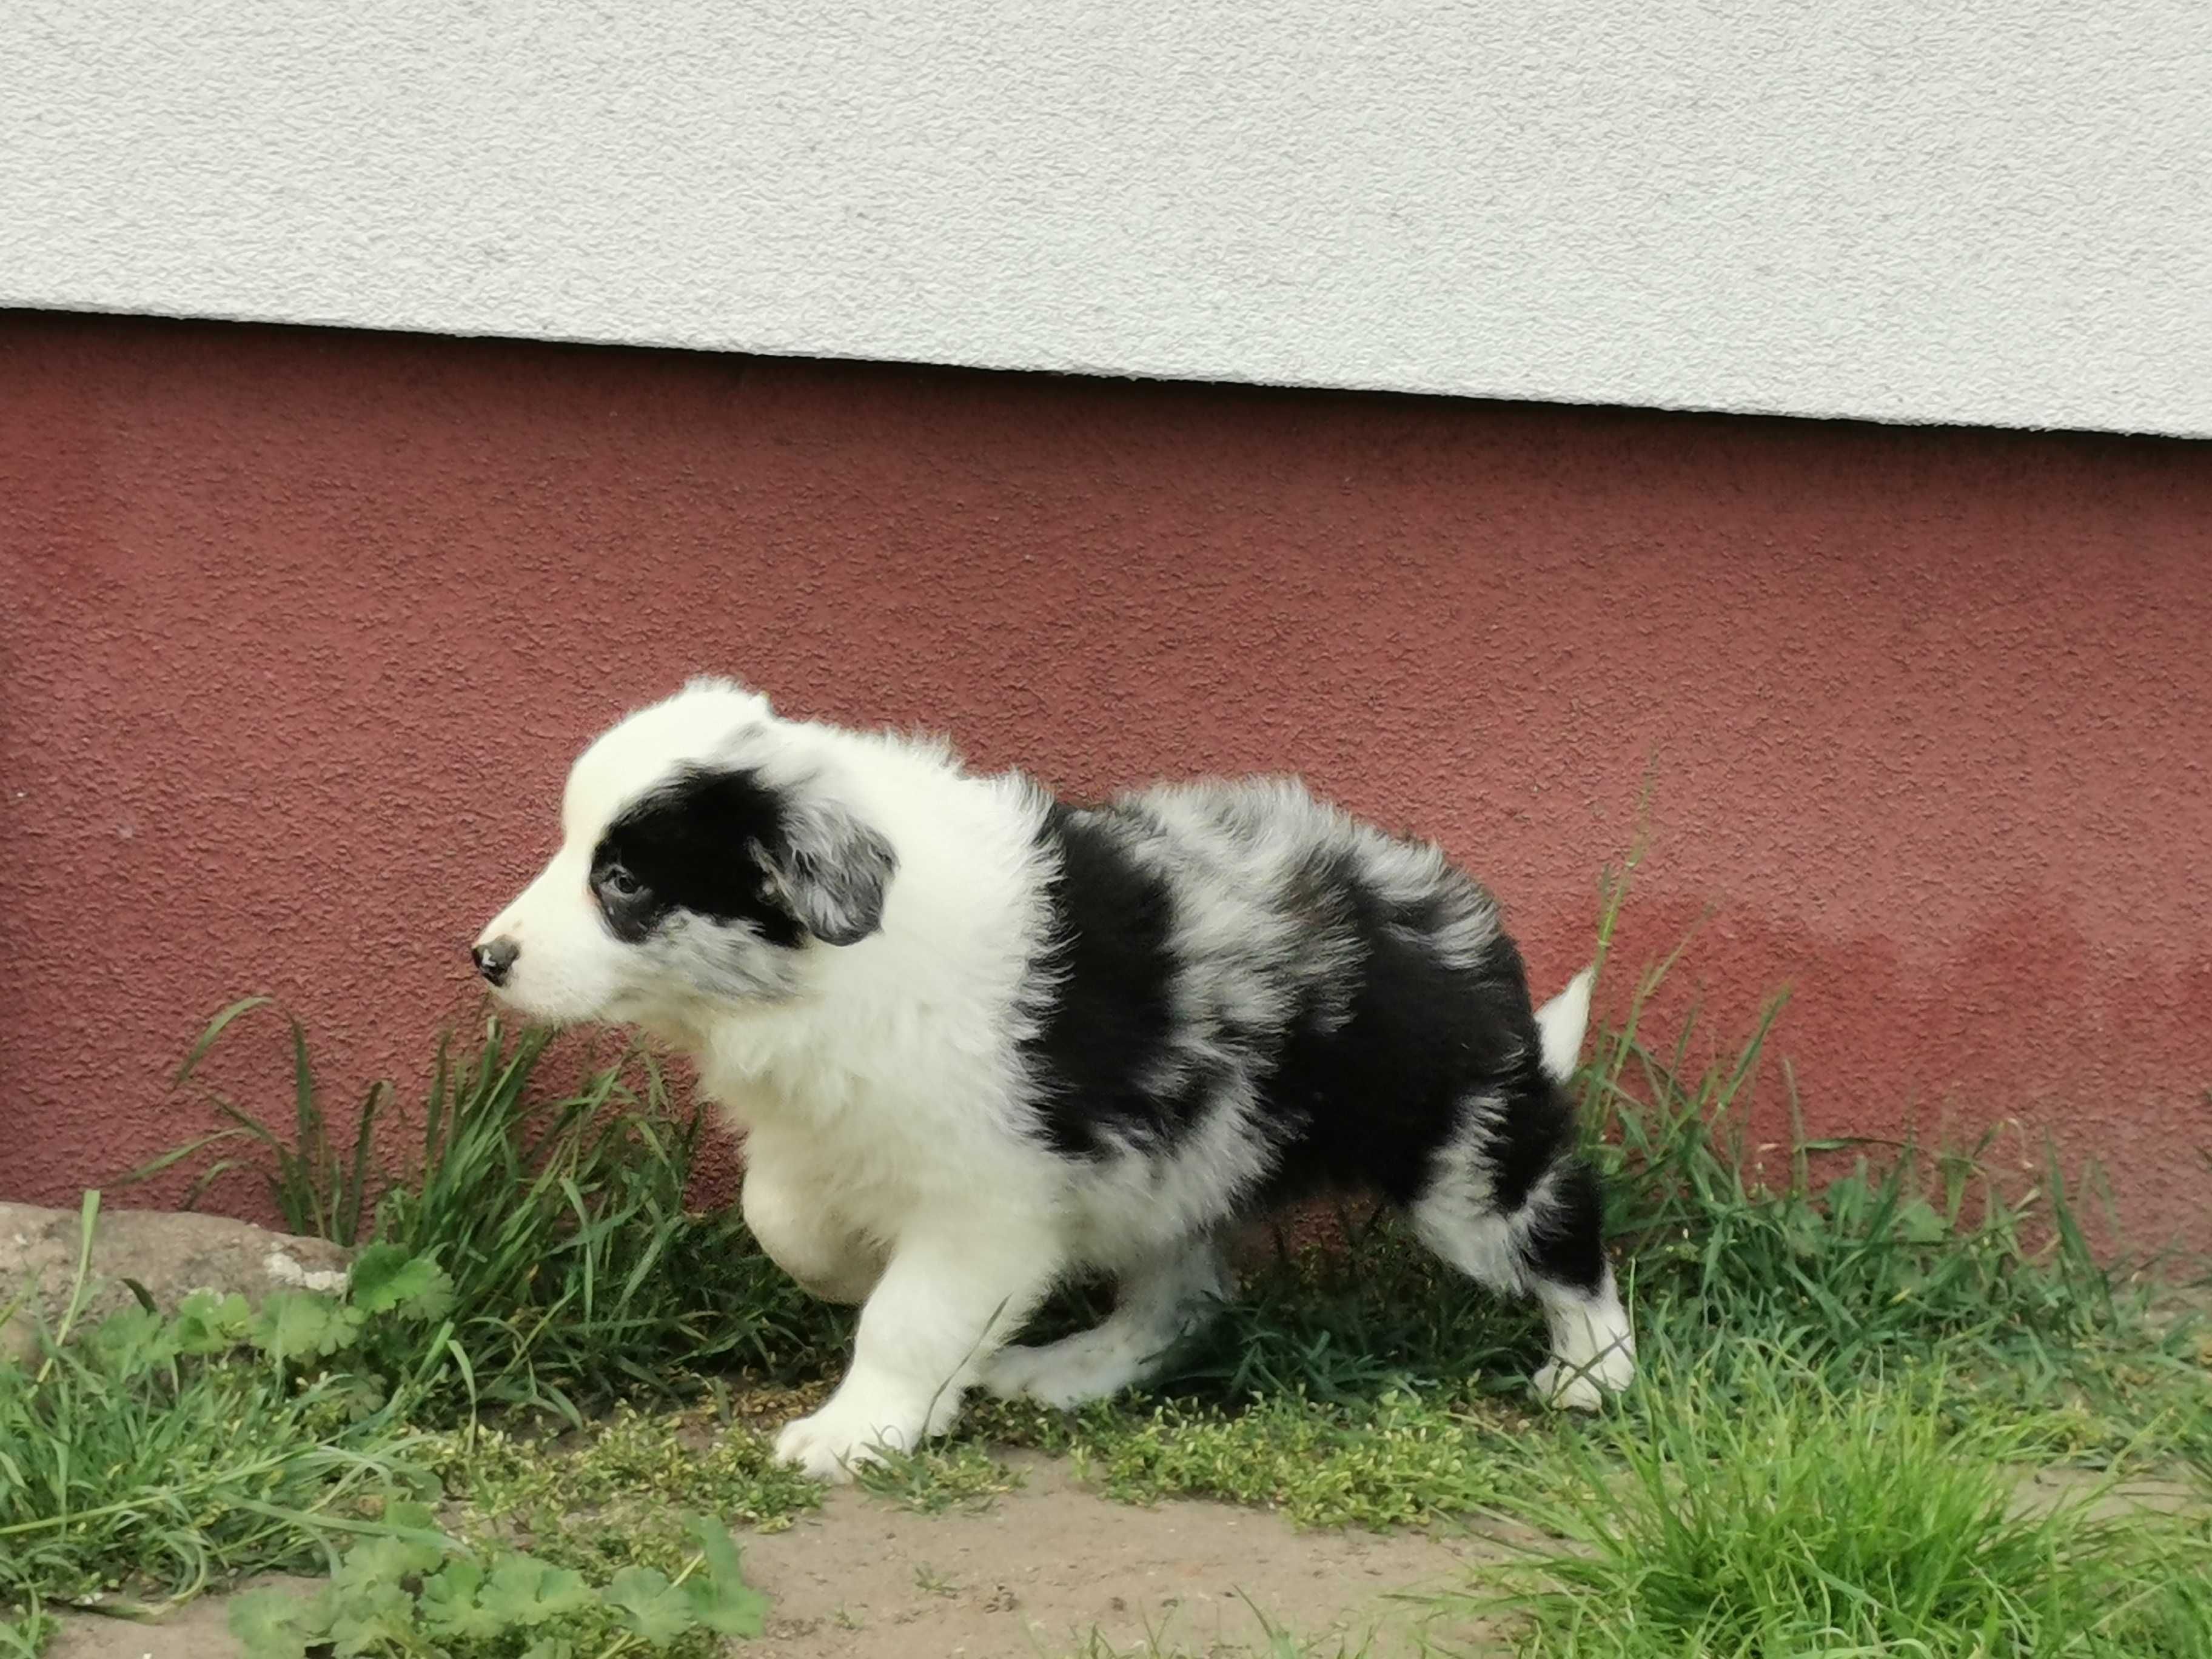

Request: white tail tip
left=1535, top=965, right=1596, bottom=1084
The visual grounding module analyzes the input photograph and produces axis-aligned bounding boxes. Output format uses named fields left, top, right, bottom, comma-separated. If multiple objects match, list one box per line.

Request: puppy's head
left=471, top=680, right=896, bottom=1025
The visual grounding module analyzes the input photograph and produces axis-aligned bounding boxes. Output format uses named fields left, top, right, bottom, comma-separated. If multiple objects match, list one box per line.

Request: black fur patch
left=1513, top=1155, right=1607, bottom=1294
left=1017, top=797, right=1577, bottom=1233
left=594, top=766, right=806, bottom=949
left=1019, top=803, right=1182, bottom=1159
left=1259, top=853, right=1544, bottom=1207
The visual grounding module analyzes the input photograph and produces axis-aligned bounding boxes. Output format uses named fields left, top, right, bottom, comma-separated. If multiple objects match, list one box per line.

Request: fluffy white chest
left=698, top=1031, right=1056, bottom=1242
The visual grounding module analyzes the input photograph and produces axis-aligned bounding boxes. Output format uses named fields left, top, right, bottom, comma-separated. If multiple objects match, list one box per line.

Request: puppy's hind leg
left=1411, top=1095, right=1633, bottom=1412
left=980, top=1238, right=1228, bottom=1409
left=1516, top=1159, right=1635, bottom=1410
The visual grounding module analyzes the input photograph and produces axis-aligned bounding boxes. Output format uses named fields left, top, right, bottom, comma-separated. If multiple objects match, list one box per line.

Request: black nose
left=472, top=938, right=519, bottom=987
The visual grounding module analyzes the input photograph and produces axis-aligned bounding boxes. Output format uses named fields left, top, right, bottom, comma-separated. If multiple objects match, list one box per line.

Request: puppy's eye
left=602, top=864, right=643, bottom=899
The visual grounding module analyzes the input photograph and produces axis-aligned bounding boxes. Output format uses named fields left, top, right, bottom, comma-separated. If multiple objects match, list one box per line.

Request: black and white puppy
left=472, top=679, right=1634, bottom=1480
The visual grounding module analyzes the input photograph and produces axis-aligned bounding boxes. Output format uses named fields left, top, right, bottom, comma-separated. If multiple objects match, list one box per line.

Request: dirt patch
left=44, top=1577, right=318, bottom=1659
left=42, top=1456, right=1513, bottom=1659
left=2015, top=1466, right=2207, bottom=1522
left=737, top=1455, right=1510, bottom=1657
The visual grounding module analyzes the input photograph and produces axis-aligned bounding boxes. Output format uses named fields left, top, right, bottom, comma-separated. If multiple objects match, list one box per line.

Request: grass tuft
left=851, top=1438, right=1028, bottom=1514
left=1058, top=1609, right=1375, bottom=1658
left=967, top=1387, right=1520, bottom=1530
left=430, top=1399, right=824, bottom=1557
left=0, top=1198, right=437, bottom=1614
left=1479, top=1343, right=2212, bottom=1657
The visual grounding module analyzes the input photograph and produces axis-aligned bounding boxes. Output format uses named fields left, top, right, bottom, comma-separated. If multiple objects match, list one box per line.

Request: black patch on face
left=591, top=767, right=807, bottom=950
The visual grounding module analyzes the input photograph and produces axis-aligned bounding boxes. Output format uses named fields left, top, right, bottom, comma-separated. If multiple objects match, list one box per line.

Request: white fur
left=1535, top=966, right=1595, bottom=1084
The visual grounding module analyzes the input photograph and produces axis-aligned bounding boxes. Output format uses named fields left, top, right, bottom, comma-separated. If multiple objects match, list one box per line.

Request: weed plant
left=134, top=1000, right=846, bottom=1422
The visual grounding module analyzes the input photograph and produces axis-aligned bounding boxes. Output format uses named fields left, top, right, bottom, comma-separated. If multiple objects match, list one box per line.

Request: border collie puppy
left=472, top=680, right=1634, bottom=1481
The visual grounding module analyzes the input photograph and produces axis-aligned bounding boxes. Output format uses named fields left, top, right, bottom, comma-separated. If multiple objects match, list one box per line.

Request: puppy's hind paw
left=1530, top=1359, right=1608, bottom=1413
left=1532, top=1342, right=1634, bottom=1412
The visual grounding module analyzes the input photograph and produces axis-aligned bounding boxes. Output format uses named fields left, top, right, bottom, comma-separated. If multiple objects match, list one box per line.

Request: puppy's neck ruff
left=677, top=727, right=1056, bottom=1144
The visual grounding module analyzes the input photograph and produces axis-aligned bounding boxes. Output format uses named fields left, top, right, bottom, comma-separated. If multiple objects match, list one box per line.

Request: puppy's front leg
left=773, top=1217, right=1059, bottom=1483
left=741, top=1159, right=885, bottom=1305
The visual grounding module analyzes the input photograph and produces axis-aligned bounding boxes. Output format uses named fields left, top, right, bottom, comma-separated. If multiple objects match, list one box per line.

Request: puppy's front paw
left=773, top=1383, right=939, bottom=1483
left=774, top=1408, right=896, bottom=1482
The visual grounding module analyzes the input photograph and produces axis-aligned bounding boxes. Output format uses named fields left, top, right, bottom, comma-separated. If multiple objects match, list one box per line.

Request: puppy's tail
left=1533, top=965, right=1596, bottom=1085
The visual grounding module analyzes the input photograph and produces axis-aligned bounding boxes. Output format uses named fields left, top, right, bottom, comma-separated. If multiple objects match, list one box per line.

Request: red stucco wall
left=2, top=312, right=2207, bottom=1252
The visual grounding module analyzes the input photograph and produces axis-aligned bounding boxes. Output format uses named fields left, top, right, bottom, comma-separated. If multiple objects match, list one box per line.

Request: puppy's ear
left=757, top=799, right=896, bottom=946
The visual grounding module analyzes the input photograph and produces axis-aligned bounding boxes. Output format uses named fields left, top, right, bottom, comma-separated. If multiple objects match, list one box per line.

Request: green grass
left=1056, top=1607, right=1376, bottom=1658
left=1473, top=1345, right=2212, bottom=1657
left=0, top=1199, right=786, bottom=1657
left=430, top=1398, right=825, bottom=1558
left=136, top=999, right=848, bottom=1423
left=962, top=1383, right=1524, bottom=1530
left=0, top=1198, right=440, bottom=1613
left=0, top=1606, right=56, bottom=1659
left=224, top=1504, right=768, bottom=1659
left=851, top=1436, right=1028, bottom=1513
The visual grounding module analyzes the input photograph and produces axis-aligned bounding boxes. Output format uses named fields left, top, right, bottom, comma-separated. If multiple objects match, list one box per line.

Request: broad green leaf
left=227, top=1587, right=329, bottom=1659
left=324, top=1372, right=390, bottom=1422
left=349, top=1244, right=458, bottom=1322
left=332, top=1532, right=445, bottom=1596
left=480, top=1555, right=598, bottom=1626
left=327, top=1581, right=418, bottom=1658
left=252, top=1291, right=364, bottom=1361
left=418, top=1559, right=508, bottom=1639
left=173, top=1290, right=255, bottom=1353
left=606, top=1566, right=695, bottom=1644
left=87, top=1307, right=178, bottom=1375
left=384, top=1500, right=443, bottom=1533
left=685, top=1515, right=771, bottom=1638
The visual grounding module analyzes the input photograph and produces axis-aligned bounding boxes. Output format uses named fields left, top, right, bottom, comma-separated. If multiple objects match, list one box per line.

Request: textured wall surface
left=1, top=313, right=2208, bottom=1250
left=4, top=0, right=2209, bottom=437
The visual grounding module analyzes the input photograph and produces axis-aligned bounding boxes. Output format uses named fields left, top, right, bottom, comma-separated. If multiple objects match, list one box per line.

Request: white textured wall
left=5, top=1, right=2208, bottom=436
